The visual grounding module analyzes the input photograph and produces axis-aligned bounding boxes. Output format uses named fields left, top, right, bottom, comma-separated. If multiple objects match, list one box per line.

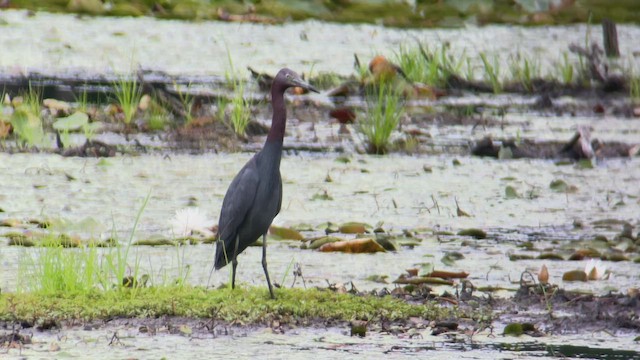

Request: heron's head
left=274, top=68, right=319, bottom=93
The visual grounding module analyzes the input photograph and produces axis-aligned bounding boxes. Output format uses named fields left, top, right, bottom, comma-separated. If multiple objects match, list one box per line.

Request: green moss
left=0, top=286, right=460, bottom=324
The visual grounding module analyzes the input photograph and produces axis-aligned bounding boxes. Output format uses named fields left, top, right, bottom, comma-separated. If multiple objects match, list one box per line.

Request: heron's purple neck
left=266, top=85, right=287, bottom=143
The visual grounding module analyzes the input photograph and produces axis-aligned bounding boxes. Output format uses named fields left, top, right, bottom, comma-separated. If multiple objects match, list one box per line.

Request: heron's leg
left=231, top=234, right=239, bottom=289
left=261, top=234, right=275, bottom=299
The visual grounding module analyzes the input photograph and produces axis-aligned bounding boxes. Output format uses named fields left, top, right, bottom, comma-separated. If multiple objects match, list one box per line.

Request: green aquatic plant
left=508, top=53, right=540, bottom=92
left=146, top=98, right=169, bottom=131
left=18, top=236, right=106, bottom=294
left=112, top=75, right=142, bottom=125
left=23, top=83, right=43, bottom=116
left=216, top=96, right=229, bottom=123
left=558, top=52, right=575, bottom=85
left=393, top=43, right=463, bottom=87
left=9, top=106, right=46, bottom=147
left=479, top=52, right=502, bottom=93
left=103, top=192, right=149, bottom=291
left=229, top=81, right=252, bottom=137
left=174, top=81, right=196, bottom=124
left=464, top=57, right=475, bottom=81
left=17, top=194, right=152, bottom=294
left=73, top=84, right=89, bottom=113
left=631, top=76, right=640, bottom=104
left=358, top=82, right=404, bottom=154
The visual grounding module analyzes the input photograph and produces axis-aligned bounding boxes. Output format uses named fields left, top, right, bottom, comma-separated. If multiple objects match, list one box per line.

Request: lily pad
left=441, top=251, right=464, bottom=266
left=509, top=254, right=535, bottom=261
left=505, top=185, right=519, bottom=199
left=53, top=112, right=89, bottom=131
left=339, top=222, right=369, bottom=234
left=269, top=225, right=304, bottom=240
left=537, top=253, right=564, bottom=260
left=424, top=270, right=469, bottom=279
left=307, top=236, right=342, bottom=250
left=549, top=179, right=577, bottom=193
left=134, top=238, right=176, bottom=246
left=457, top=228, right=487, bottom=239
left=0, top=218, right=23, bottom=227
left=373, top=234, right=397, bottom=251
left=393, top=275, right=453, bottom=285
left=503, top=322, right=536, bottom=336
left=7, top=235, right=35, bottom=247
left=365, top=274, right=389, bottom=284
left=318, top=238, right=385, bottom=253
left=562, top=270, right=588, bottom=282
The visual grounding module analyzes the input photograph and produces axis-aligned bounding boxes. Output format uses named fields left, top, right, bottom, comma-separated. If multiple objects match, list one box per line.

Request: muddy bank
left=2, top=284, right=639, bottom=359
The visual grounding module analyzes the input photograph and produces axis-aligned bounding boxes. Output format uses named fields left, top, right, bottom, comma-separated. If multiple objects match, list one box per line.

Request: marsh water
left=2, top=153, right=640, bottom=358
left=1, top=9, right=640, bottom=359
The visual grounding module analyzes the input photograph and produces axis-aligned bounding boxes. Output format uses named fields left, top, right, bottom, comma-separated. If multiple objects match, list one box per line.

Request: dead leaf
left=318, top=238, right=385, bottom=253
left=424, top=270, right=469, bottom=279
left=538, top=264, right=549, bottom=284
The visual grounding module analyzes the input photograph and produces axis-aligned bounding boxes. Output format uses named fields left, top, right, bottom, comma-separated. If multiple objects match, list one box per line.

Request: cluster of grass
left=0, top=286, right=463, bottom=325
left=508, top=53, right=541, bottom=93
left=391, top=41, right=640, bottom=95
left=224, top=46, right=253, bottom=137
left=15, top=194, right=150, bottom=294
left=112, top=75, right=143, bottom=126
left=479, top=52, right=502, bottom=94
left=229, top=81, right=252, bottom=137
left=174, top=81, right=196, bottom=125
left=393, top=43, right=463, bottom=88
left=358, top=83, right=405, bottom=154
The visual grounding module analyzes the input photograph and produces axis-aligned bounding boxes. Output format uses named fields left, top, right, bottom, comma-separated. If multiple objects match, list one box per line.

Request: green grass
left=558, top=52, right=575, bottom=85
left=16, top=193, right=151, bottom=294
left=358, top=83, right=404, bottom=154
left=146, top=98, right=169, bottom=131
left=229, top=81, right=252, bottom=137
left=73, top=84, right=89, bottom=113
left=112, top=75, right=143, bottom=125
left=24, top=83, right=43, bottom=116
left=216, top=96, right=229, bottom=123
left=393, top=43, right=463, bottom=87
left=0, top=286, right=463, bottom=325
left=174, top=81, right=196, bottom=124
left=631, top=76, right=640, bottom=104
left=479, top=52, right=502, bottom=94
left=508, top=53, right=540, bottom=92
left=18, top=239, right=107, bottom=294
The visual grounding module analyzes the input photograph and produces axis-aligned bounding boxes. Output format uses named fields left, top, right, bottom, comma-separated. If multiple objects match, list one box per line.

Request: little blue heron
left=214, top=68, right=318, bottom=299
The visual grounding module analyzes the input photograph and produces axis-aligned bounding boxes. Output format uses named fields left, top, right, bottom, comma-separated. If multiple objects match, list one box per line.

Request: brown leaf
left=424, top=270, right=469, bottom=279
left=318, top=238, right=385, bottom=253
left=538, top=264, right=549, bottom=284
left=393, top=275, right=454, bottom=285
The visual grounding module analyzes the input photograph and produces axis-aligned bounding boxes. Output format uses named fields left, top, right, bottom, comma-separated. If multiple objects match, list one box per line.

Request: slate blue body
left=213, top=68, right=318, bottom=299
left=214, top=141, right=282, bottom=268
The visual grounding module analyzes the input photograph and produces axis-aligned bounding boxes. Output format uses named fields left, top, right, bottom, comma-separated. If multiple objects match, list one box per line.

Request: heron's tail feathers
left=214, top=239, right=230, bottom=270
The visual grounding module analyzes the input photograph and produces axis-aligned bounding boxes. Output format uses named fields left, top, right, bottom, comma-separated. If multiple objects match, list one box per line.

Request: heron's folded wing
left=217, top=161, right=260, bottom=242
